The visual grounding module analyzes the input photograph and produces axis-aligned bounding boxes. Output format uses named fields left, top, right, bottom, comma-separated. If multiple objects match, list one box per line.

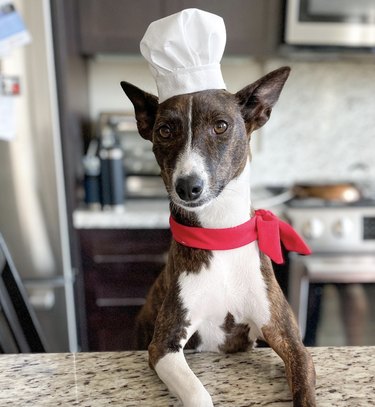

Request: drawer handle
left=93, top=254, right=167, bottom=264
left=96, top=297, right=146, bottom=307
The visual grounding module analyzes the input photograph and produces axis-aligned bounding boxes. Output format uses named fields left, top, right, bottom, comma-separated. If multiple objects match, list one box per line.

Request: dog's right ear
left=235, top=66, right=290, bottom=133
left=120, top=81, right=158, bottom=141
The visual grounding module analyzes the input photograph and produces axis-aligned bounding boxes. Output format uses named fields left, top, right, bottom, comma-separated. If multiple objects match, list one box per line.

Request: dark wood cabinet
left=78, top=0, right=283, bottom=56
left=79, top=229, right=171, bottom=351
left=78, top=0, right=164, bottom=54
left=164, top=0, right=284, bottom=56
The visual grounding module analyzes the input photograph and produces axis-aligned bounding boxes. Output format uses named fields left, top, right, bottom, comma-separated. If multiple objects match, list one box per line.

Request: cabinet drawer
left=87, top=263, right=163, bottom=304
left=79, top=229, right=171, bottom=257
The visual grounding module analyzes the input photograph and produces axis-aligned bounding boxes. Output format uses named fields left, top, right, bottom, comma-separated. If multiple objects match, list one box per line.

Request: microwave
left=285, top=0, right=375, bottom=47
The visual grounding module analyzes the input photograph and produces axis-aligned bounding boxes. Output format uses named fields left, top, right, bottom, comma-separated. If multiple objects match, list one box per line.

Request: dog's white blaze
left=173, top=150, right=208, bottom=182
left=179, top=160, right=271, bottom=351
left=172, top=97, right=210, bottom=193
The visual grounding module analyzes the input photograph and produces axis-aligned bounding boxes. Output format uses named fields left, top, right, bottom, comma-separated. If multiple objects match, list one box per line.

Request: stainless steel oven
left=286, top=0, right=375, bottom=47
left=285, top=200, right=375, bottom=345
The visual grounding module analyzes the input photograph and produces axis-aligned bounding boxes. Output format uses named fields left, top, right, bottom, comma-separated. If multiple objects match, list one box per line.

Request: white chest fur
left=177, top=161, right=271, bottom=351
left=179, top=242, right=270, bottom=351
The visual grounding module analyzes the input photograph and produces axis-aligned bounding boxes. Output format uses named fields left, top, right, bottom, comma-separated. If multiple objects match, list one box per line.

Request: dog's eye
left=158, top=125, right=171, bottom=139
left=213, top=120, right=228, bottom=135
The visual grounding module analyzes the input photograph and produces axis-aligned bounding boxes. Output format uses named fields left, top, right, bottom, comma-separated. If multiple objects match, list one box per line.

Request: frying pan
left=292, top=183, right=361, bottom=203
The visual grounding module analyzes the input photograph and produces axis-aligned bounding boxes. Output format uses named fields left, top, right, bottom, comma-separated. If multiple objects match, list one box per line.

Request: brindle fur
left=219, top=312, right=252, bottom=353
left=260, top=253, right=316, bottom=405
left=121, top=67, right=316, bottom=407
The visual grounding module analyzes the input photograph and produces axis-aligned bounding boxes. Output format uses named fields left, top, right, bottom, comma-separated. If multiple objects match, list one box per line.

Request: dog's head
left=121, top=67, right=290, bottom=210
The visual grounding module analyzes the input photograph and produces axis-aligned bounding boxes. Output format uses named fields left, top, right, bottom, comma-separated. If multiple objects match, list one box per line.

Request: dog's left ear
left=120, top=81, right=159, bottom=142
left=236, top=66, right=290, bottom=133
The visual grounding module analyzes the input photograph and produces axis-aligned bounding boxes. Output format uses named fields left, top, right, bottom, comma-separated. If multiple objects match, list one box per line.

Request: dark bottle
left=99, top=126, right=125, bottom=211
left=83, top=139, right=101, bottom=210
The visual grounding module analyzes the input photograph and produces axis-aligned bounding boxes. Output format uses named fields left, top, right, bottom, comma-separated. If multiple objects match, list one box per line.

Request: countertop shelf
left=73, top=200, right=170, bottom=229
left=72, top=190, right=287, bottom=230
left=1, top=347, right=374, bottom=406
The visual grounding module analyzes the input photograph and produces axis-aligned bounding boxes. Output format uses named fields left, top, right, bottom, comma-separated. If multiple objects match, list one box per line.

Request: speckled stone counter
left=0, top=347, right=373, bottom=406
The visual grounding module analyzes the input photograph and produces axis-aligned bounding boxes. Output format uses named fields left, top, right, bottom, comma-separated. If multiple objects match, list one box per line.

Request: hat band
left=156, top=63, right=226, bottom=103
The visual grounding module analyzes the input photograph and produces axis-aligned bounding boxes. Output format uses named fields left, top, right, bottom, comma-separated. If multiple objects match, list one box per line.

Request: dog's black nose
left=175, top=175, right=204, bottom=202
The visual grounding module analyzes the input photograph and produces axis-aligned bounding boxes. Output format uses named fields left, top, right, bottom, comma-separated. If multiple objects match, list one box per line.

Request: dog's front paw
left=184, top=388, right=213, bottom=407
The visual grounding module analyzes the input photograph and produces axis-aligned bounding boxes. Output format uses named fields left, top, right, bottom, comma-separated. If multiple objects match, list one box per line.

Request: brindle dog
left=121, top=67, right=316, bottom=407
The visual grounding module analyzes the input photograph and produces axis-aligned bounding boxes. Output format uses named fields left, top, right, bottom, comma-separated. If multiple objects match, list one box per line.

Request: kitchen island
left=0, top=347, right=373, bottom=406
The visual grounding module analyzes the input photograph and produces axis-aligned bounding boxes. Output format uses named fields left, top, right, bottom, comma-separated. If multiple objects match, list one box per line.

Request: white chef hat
left=140, top=8, right=227, bottom=103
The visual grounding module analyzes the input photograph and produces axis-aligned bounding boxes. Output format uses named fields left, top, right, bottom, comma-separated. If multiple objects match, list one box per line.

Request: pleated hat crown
left=140, top=8, right=227, bottom=103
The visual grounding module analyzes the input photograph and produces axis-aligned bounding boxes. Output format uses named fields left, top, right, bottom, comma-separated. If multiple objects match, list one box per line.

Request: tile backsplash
left=88, top=55, right=375, bottom=188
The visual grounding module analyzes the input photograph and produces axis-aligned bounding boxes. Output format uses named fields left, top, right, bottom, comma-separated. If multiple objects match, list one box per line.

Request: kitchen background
left=89, top=55, right=375, bottom=186
left=1, top=0, right=375, bottom=353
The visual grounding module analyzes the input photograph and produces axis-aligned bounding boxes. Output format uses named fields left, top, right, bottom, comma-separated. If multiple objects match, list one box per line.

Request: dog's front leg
left=148, top=288, right=212, bottom=407
left=261, top=256, right=316, bottom=407
left=153, top=348, right=213, bottom=407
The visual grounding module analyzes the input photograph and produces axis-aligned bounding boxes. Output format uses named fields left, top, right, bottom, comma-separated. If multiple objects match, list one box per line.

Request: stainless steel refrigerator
left=0, top=0, right=77, bottom=352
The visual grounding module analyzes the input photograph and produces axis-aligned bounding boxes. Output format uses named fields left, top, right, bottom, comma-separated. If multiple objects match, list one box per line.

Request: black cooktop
left=287, top=197, right=375, bottom=208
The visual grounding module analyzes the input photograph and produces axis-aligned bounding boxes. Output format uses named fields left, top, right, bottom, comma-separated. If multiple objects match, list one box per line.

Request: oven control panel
left=285, top=207, right=375, bottom=253
left=364, top=217, right=375, bottom=240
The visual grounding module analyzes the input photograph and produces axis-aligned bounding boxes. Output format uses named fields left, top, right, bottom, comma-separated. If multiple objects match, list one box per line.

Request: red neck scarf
left=169, top=209, right=311, bottom=264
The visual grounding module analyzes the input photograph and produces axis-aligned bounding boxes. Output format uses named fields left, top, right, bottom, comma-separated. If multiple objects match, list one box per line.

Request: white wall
left=87, top=55, right=262, bottom=117
left=88, top=55, right=375, bottom=188
left=253, top=58, right=375, bottom=187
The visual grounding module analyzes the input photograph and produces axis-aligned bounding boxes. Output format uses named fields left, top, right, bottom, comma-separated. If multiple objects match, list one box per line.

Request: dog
left=121, top=66, right=316, bottom=407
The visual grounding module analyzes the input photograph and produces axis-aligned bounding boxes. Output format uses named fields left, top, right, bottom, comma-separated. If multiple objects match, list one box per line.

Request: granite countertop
left=0, top=347, right=374, bottom=406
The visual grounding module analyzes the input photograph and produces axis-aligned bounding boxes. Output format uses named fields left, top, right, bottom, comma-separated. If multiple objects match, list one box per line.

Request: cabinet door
left=78, top=0, right=164, bottom=54
left=79, top=229, right=171, bottom=351
left=78, top=0, right=282, bottom=56
left=164, top=0, right=283, bottom=55
left=86, top=261, right=166, bottom=351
